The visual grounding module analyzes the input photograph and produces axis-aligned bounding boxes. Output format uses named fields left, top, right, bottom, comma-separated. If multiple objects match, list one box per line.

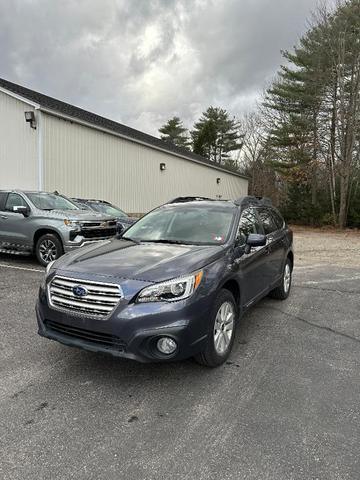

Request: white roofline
left=0, top=86, right=40, bottom=109
left=39, top=107, right=247, bottom=179
left=0, top=84, right=247, bottom=180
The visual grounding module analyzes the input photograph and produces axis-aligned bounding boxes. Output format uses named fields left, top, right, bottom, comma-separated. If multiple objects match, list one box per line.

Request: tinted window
left=89, top=202, right=127, bottom=218
left=124, top=204, right=236, bottom=245
left=5, top=193, right=28, bottom=211
left=270, top=208, right=285, bottom=230
left=237, top=209, right=262, bottom=245
left=257, top=208, right=277, bottom=235
left=0, top=192, right=8, bottom=211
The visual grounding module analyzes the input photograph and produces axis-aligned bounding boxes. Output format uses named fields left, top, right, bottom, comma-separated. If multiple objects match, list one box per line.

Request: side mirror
left=13, top=205, right=29, bottom=217
left=244, top=233, right=266, bottom=254
left=246, top=233, right=267, bottom=247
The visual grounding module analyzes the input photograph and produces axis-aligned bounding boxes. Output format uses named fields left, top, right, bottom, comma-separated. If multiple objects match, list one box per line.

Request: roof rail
left=234, top=196, right=272, bottom=208
left=167, top=196, right=214, bottom=204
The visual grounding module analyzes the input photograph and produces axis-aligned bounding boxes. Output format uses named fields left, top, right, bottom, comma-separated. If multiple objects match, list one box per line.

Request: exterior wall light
left=24, top=111, right=36, bottom=129
left=160, top=162, right=166, bottom=171
left=216, top=177, right=221, bottom=184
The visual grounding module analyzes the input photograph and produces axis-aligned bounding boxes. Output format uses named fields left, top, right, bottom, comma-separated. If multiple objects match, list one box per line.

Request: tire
left=269, top=258, right=292, bottom=300
left=35, top=233, right=63, bottom=267
left=195, top=289, right=237, bottom=368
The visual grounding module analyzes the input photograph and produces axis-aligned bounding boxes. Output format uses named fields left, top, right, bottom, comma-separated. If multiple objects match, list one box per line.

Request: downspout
left=35, top=108, right=43, bottom=190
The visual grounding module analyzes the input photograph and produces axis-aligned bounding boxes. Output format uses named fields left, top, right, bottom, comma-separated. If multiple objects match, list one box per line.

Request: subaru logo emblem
left=73, top=285, right=88, bottom=297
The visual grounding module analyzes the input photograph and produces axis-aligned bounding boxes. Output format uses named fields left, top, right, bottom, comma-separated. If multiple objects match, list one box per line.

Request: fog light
left=156, top=337, right=177, bottom=355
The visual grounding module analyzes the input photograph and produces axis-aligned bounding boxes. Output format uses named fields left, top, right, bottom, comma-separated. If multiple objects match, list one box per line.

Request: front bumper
left=36, top=286, right=211, bottom=363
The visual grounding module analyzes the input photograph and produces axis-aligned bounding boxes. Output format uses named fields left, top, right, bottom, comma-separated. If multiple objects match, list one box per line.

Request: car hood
left=117, top=216, right=137, bottom=225
left=37, top=209, right=115, bottom=222
left=55, top=239, right=224, bottom=282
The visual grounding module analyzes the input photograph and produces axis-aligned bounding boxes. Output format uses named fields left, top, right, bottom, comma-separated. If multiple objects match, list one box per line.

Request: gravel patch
left=292, top=227, right=360, bottom=267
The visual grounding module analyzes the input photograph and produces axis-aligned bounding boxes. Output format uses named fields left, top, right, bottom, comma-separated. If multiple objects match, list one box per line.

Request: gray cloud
left=0, top=0, right=326, bottom=135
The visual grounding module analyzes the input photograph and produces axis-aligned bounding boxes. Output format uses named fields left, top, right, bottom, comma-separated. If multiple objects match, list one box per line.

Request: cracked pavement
left=1, top=233, right=360, bottom=480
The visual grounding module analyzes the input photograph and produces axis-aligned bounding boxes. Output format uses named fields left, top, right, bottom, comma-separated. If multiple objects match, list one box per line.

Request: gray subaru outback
left=0, top=190, right=117, bottom=266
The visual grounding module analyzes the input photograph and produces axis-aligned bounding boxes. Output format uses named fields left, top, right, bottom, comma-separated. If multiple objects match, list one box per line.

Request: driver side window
left=5, top=193, right=28, bottom=212
left=236, top=208, right=262, bottom=246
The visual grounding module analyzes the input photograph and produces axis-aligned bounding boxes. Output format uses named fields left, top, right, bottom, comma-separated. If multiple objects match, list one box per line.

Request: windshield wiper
left=121, top=236, right=140, bottom=244
left=142, top=239, right=193, bottom=245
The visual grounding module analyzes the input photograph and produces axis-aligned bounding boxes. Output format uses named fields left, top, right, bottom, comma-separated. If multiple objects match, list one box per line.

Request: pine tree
left=159, top=116, right=190, bottom=150
left=263, top=0, right=360, bottom=227
left=191, top=107, right=243, bottom=164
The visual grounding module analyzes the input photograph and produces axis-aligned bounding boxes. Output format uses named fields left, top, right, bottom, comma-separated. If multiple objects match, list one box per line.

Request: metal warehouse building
left=0, top=78, right=248, bottom=214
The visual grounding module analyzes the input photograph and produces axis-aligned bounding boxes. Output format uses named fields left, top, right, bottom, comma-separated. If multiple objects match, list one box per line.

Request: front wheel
left=269, top=258, right=292, bottom=300
left=195, top=289, right=237, bottom=368
left=35, top=233, right=63, bottom=267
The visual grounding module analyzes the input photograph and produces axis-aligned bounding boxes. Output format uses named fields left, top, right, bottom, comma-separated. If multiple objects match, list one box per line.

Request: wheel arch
left=33, top=228, right=63, bottom=251
left=218, top=277, right=241, bottom=309
left=287, top=250, right=294, bottom=270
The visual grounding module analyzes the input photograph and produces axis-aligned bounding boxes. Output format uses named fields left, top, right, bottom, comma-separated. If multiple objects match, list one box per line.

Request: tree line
left=158, top=0, right=360, bottom=229
left=159, top=107, right=243, bottom=172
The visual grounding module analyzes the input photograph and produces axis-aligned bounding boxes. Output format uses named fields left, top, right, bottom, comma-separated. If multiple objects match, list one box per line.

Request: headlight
left=136, top=271, right=203, bottom=303
left=64, top=219, right=80, bottom=228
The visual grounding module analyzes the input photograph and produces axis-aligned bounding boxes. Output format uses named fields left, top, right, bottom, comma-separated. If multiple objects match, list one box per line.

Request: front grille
left=80, top=220, right=117, bottom=228
left=44, top=320, right=126, bottom=350
left=48, top=276, right=122, bottom=317
left=80, top=227, right=117, bottom=239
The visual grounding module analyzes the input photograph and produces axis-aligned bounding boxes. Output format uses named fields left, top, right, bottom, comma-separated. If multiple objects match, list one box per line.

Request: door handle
left=0, top=215, right=8, bottom=219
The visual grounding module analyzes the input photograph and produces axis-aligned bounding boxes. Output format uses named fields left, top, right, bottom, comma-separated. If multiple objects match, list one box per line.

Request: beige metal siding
left=43, top=113, right=248, bottom=213
left=0, top=91, right=38, bottom=189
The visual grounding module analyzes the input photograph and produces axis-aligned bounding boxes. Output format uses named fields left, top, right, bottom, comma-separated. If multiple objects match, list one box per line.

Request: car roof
left=166, top=196, right=272, bottom=209
left=0, top=190, right=50, bottom=195
left=72, top=198, right=111, bottom=205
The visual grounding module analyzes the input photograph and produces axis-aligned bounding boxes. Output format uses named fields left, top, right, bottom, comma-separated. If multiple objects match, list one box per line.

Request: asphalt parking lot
left=1, top=232, right=360, bottom=480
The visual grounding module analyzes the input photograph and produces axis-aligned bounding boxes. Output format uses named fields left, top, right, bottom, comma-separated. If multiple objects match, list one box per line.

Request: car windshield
left=27, top=193, right=79, bottom=211
left=123, top=204, right=235, bottom=245
left=89, top=202, right=127, bottom=217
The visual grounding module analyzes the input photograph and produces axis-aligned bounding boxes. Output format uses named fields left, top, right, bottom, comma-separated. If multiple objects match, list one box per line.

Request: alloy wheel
left=213, top=301, right=235, bottom=355
left=39, top=239, right=57, bottom=263
left=283, top=263, right=291, bottom=293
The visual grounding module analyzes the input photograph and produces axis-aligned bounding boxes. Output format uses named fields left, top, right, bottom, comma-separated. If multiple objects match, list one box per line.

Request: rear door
left=256, top=207, right=286, bottom=286
left=0, top=193, right=32, bottom=249
left=234, top=208, right=269, bottom=305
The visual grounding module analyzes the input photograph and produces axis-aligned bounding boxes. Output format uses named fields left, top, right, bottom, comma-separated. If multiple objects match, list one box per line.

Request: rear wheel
left=269, top=258, right=292, bottom=300
left=35, top=233, right=63, bottom=267
left=195, top=289, right=237, bottom=367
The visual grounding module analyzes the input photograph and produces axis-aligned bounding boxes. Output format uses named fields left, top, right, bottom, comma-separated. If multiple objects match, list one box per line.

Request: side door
left=0, top=193, right=32, bottom=249
left=256, top=207, right=286, bottom=287
left=233, top=208, right=269, bottom=306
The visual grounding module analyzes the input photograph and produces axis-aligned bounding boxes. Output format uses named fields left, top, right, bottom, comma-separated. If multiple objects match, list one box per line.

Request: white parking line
left=0, top=263, right=43, bottom=273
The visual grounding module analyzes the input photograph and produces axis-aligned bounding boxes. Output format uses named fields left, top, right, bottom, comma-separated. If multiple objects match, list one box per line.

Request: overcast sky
left=0, top=0, right=326, bottom=136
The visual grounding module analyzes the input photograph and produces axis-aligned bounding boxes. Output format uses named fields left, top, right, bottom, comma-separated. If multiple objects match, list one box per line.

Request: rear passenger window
left=257, top=208, right=277, bottom=235
left=237, top=208, right=262, bottom=245
left=270, top=209, right=285, bottom=230
left=5, top=193, right=28, bottom=211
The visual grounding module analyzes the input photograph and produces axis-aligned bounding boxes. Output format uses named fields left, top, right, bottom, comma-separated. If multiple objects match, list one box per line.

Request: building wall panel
left=43, top=113, right=248, bottom=213
left=0, top=91, right=38, bottom=190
